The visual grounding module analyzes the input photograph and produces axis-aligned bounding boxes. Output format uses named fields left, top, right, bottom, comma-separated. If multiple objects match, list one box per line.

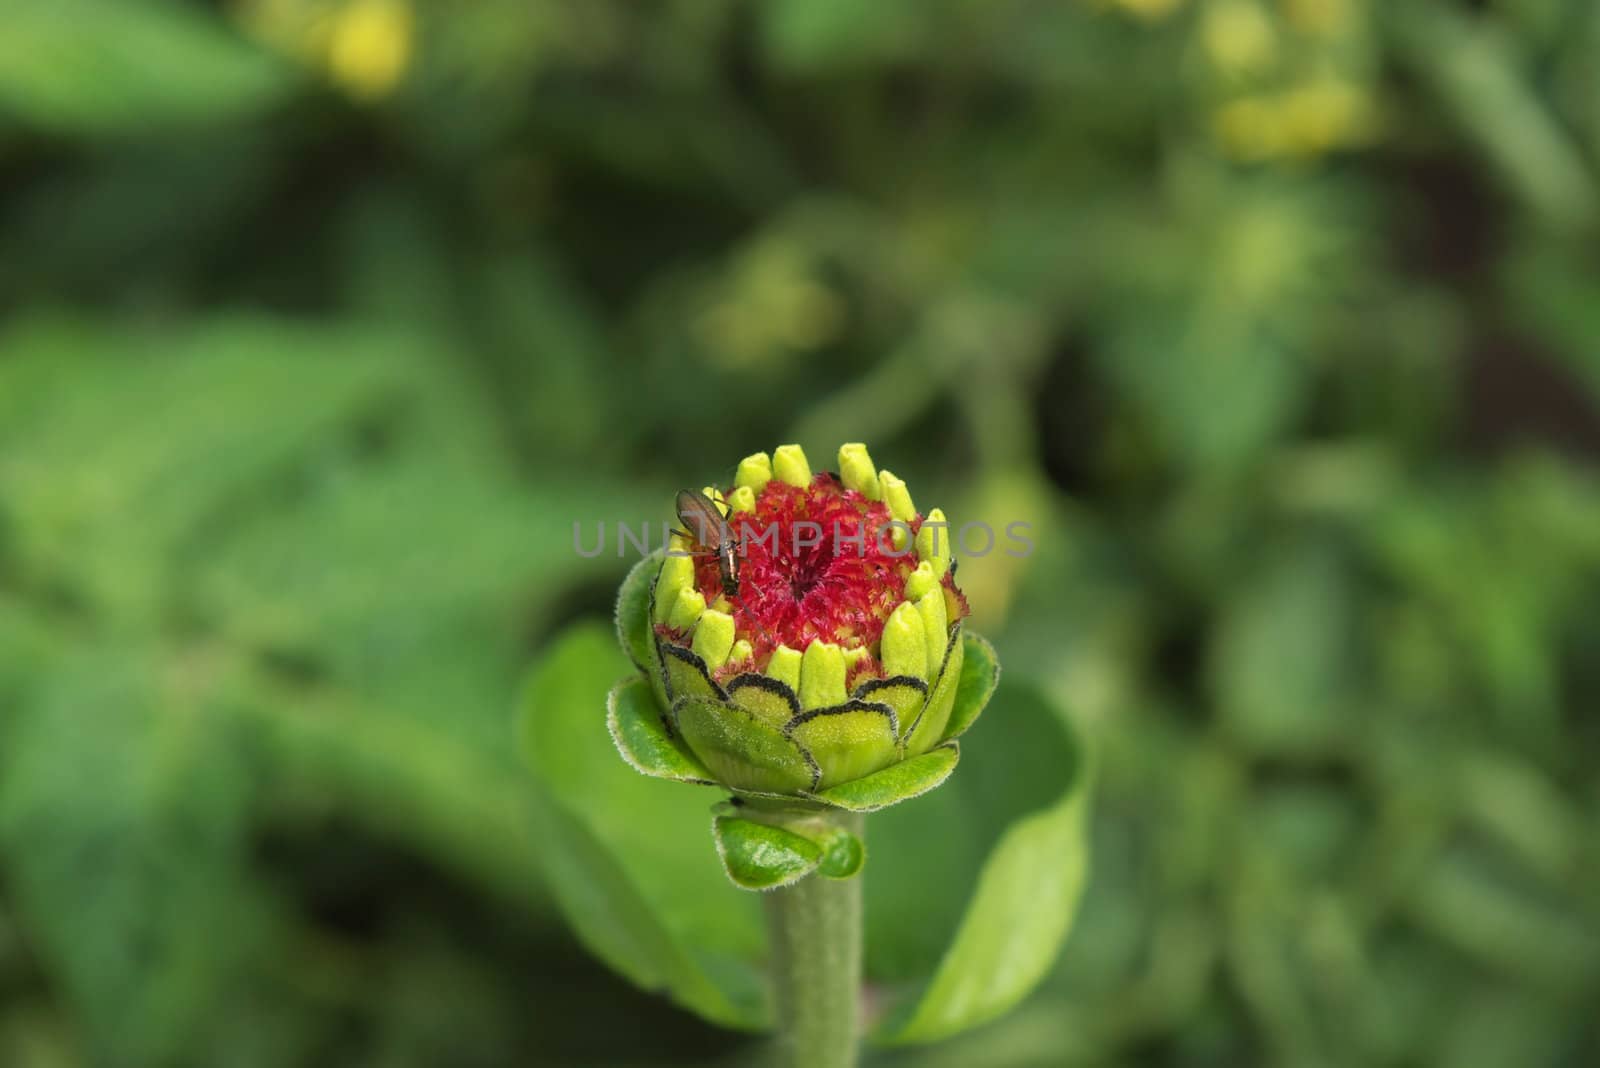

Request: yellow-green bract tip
left=838, top=443, right=881, bottom=500
left=799, top=641, right=847, bottom=709
left=727, top=485, right=756, bottom=513
left=915, top=507, right=951, bottom=578
left=767, top=645, right=802, bottom=691
left=701, top=486, right=729, bottom=517
left=773, top=444, right=812, bottom=488
left=880, top=601, right=928, bottom=680
left=692, top=609, right=736, bottom=668
left=652, top=553, right=694, bottom=625
left=735, top=452, right=772, bottom=491
left=904, top=559, right=938, bottom=602
left=879, top=468, right=916, bottom=522
left=666, top=587, right=706, bottom=631
left=914, top=589, right=947, bottom=674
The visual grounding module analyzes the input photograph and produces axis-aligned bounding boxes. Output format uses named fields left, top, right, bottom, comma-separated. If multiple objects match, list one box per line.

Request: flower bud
left=612, top=442, right=995, bottom=816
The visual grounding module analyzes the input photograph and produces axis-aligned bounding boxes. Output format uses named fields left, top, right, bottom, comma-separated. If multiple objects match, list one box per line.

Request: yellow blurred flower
left=233, top=0, right=412, bottom=100
left=1214, top=94, right=1283, bottom=162
left=328, top=0, right=413, bottom=98
left=1214, top=80, right=1376, bottom=161
left=1277, top=80, right=1376, bottom=156
left=1202, top=0, right=1277, bottom=79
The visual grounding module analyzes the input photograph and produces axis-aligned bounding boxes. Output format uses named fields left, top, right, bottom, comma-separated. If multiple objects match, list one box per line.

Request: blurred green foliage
left=3, top=0, right=1600, bottom=1065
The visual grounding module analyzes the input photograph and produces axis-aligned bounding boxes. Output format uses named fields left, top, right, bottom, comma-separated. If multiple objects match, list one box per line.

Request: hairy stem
left=763, top=812, right=864, bottom=1068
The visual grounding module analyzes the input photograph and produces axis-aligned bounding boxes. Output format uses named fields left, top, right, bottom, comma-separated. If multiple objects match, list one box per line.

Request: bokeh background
left=4, top=0, right=1600, bottom=1065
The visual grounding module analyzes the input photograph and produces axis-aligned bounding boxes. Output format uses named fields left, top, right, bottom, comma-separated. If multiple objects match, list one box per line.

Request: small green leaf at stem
left=712, top=816, right=822, bottom=890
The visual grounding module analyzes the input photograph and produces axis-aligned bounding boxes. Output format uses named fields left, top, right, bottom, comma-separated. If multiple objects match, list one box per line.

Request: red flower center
left=692, top=475, right=913, bottom=668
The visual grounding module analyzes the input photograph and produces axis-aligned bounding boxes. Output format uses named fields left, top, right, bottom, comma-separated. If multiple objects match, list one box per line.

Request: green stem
left=763, top=813, right=864, bottom=1068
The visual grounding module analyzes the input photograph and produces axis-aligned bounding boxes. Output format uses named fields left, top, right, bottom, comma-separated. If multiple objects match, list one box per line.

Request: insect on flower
left=675, top=489, right=741, bottom=598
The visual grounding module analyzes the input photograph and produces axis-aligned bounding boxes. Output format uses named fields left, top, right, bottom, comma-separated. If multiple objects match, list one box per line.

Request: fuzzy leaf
left=606, top=676, right=716, bottom=784
left=712, top=816, right=822, bottom=890
left=615, top=550, right=661, bottom=672
left=816, top=826, right=866, bottom=879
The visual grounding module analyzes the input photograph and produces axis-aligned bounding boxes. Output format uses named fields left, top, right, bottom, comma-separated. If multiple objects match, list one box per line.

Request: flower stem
left=763, top=812, right=864, bottom=1068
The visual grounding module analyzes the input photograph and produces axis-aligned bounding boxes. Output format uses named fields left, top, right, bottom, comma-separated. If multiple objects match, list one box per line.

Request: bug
left=675, top=489, right=741, bottom=598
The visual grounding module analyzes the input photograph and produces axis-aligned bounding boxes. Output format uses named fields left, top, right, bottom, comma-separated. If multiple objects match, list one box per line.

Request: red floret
left=692, top=475, right=914, bottom=668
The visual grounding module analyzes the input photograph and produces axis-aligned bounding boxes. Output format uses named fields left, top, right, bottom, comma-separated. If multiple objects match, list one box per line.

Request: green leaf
left=528, top=781, right=760, bottom=1025
left=243, top=653, right=551, bottom=909
left=868, top=678, right=1092, bottom=1044
left=710, top=808, right=865, bottom=887
left=816, top=826, right=866, bottom=880
left=0, top=315, right=412, bottom=620
left=0, top=646, right=267, bottom=1066
left=943, top=631, right=1001, bottom=741
left=606, top=676, right=716, bottom=784
left=712, top=816, right=822, bottom=890
left=809, top=744, right=959, bottom=813
left=519, top=624, right=768, bottom=1029
left=761, top=0, right=922, bottom=74
left=0, top=0, right=293, bottom=136
left=615, top=550, right=661, bottom=672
